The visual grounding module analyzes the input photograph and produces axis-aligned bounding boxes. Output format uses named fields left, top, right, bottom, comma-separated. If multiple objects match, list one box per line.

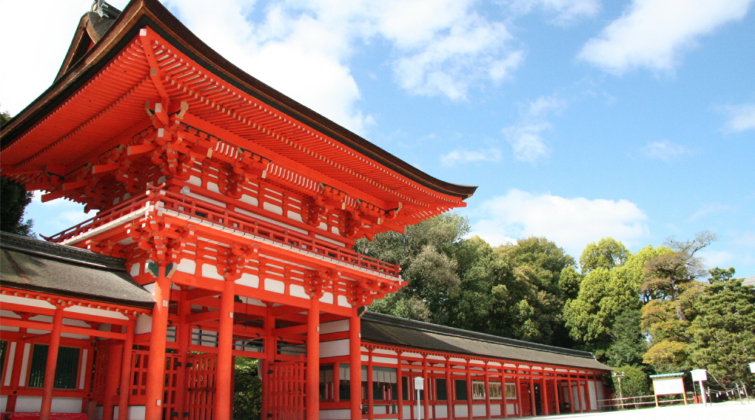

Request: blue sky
left=1, top=0, right=754, bottom=277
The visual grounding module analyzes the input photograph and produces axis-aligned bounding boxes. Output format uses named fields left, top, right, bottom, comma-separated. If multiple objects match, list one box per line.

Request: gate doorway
left=264, top=361, right=306, bottom=420
left=186, top=353, right=218, bottom=420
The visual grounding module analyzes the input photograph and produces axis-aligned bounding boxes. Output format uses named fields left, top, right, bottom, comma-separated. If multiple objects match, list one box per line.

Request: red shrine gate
left=0, top=3, right=475, bottom=420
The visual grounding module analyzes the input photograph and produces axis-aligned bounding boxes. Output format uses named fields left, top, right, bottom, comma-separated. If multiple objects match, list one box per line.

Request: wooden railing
left=47, top=188, right=401, bottom=278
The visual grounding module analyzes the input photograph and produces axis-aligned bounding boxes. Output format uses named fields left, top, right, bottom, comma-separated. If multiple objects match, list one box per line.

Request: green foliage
left=605, top=310, right=646, bottom=368
left=610, top=365, right=650, bottom=398
left=688, top=277, right=755, bottom=390
left=1, top=111, right=35, bottom=237
left=234, top=358, right=262, bottom=420
left=580, top=237, right=630, bottom=274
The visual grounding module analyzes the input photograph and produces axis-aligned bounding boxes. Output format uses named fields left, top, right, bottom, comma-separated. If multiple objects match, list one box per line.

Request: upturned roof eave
left=0, top=0, right=476, bottom=201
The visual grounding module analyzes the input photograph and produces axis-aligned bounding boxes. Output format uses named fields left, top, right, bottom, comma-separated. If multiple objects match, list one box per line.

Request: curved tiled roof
left=0, top=231, right=153, bottom=308
left=362, top=312, right=611, bottom=371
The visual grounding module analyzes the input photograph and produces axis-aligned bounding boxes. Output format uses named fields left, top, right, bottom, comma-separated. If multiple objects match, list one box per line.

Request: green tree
left=1, top=110, right=35, bottom=237
left=234, top=358, right=262, bottom=420
left=688, top=275, right=755, bottom=390
left=358, top=213, right=469, bottom=323
left=605, top=309, right=646, bottom=368
left=580, top=237, right=630, bottom=274
left=610, top=365, right=650, bottom=399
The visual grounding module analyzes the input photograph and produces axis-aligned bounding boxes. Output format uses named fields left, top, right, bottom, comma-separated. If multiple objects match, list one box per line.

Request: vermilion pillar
left=422, top=355, right=429, bottom=420
left=541, top=376, right=549, bottom=415
left=465, top=361, right=472, bottom=420
left=577, top=379, right=585, bottom=412
left=367, top=350, right=374, bottom=420
left=216, top=279, right=236, bottom=420
left=529, top=371, right=535, bottom=416
left=483, top=363, right=490, bottom=419
left=40, top=307, right=64, bottom=420
left=145, top=269, right=172, bottom=420
left=553, top=379, right=560, bottom=415
left=349, top=312, right=362, bottom=420
left=444, top=357, right=452, bottom=420
left=104, top=341, right=124, bottom=420
left=515, top=370, right=522, bottom=416
left=306, top=298, right=320, bottom=420
left=6, top=316, right=30, bottom=412
left=567, top=377, right=574, bottom=413
left=118, top=320, right=135, bottom=420
left=173, top=299, right=192, bottom=419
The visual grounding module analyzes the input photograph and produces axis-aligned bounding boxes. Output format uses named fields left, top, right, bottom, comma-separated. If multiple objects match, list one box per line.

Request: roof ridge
left=0, top=231, right=126, bottom=271
left=362, top=311, right=595, bottom=359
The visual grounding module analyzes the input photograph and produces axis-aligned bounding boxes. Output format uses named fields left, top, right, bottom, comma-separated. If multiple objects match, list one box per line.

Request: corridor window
left=489, top=382, right=502, bottom=400
left=506, top=383, right=517, bottom=400
left=28, top=345, right=80, bottom=389
left=372, top=366, right=397, bottom=401
left=338, top=364, right=367, bottom=401
left=472, top=381, right=486, bottom=400
left=320, top=365, right=334, bottom=400
left=455, top=379, right=468, bottom=401
left=436, top=378, right=448, bottom=401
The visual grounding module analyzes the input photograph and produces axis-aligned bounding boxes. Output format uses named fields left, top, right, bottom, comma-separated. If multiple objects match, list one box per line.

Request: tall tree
left=580, top=237, right=630, bottom=274
left=688, top=274, right=755, bottom=390
left=605, top=309, right=646, bottom=368
left=0, top=110, right=35, bottom=237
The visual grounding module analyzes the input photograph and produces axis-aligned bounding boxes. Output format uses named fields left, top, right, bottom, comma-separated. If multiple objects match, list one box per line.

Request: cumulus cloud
left=508, top=0, right=601, bottom=25
left=470, top=189, right=650, bottom=257
left=721, top=103, right=755, bottom=133
left=440, top=147, right=502, bottom=167
left=579, top=0, right=754, bottom=74
left=502, top=95, right=565, bottom=163
left=641, top=139, right=690, bottom=161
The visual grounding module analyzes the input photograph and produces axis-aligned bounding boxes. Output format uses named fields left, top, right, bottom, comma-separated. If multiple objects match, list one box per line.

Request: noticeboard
left=652, top=377, right=685, bottom=396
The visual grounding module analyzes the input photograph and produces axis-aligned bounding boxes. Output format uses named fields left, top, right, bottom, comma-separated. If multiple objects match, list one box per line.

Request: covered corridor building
left=0, top=1, right=611, bottom=420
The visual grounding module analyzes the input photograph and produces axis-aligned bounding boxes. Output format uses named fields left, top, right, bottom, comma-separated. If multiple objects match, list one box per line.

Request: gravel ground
left=533, top=399, right=754, bottom=420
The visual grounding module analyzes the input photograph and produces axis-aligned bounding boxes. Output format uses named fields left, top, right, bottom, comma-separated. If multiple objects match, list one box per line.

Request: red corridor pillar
left=349, top=311, right=362, bottom=420
left=40, top=307, right=64, bottom=420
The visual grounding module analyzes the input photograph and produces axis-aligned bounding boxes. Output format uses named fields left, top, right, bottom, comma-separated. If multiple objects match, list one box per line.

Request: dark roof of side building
left=361, top=312, right=611, bottom=371
left=0, top=231, right=153, bottom=308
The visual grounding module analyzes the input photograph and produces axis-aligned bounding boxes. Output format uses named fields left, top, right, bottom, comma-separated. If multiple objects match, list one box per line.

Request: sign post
left=691, top=369, right=707, bottom=406
left=612, top=371, right=625, bottom=409
left=414, top=377, right=424, bottom=420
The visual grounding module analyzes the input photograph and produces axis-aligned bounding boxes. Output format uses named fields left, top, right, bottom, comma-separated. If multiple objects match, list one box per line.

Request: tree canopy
left=0, top=110, right=35, bottom=237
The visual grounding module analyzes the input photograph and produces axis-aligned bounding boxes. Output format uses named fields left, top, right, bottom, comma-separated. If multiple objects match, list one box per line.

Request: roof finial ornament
left=91, top=0, right=121, bottom=19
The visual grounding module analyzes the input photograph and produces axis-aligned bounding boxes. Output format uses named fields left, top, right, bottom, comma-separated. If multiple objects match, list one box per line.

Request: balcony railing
left=46, top=188, right=401, bottom=278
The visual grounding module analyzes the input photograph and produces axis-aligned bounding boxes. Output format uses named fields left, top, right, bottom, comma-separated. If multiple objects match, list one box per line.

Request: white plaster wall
left=490, top=404, right=501, bottom=417
left=264, top=279, right=286, bottom=294
left=128, top=406, right=146, bottom=420
left=472, top=404, right=486, bottom=416
left=4, top=342, right=16, bottom=386
left=0, top=295, right=56, bottom=309
left=402, top=405, right=411, bottom=419
left=15, top=397, right=82, bottom=413
left=506, top=403, right=517, bottom=416
left=135, top=314, right=152, bottom=334
left=454, top=404, right=467, bottom=418
left=371, top=356, right=398, bottom=364
left=589, top=380, right=598, bottom=410
left=65, top=306, right=128, bottom=320
left=434, top=404, right=448, bottom=418
left=0, top=395, right=6, bottom=412
left=319, top=409, right=350, bottom=419
left=320, top=339, right=349, bottom=358
left=320, top=319, right=349, bottom=334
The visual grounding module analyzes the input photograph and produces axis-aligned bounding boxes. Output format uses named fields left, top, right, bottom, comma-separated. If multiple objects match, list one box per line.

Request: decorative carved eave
left=1, top=0, right=475, bottom=216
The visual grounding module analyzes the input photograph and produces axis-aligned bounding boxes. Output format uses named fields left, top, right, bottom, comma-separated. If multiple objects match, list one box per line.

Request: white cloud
left=686, top=203, right=731, bottom=223
left=440, top=147, right=502, bottom=167
left=508, top=0, right=601, bottom=25
left=721, top=103, right=755, bottom=133
left=579, top=0, right=754, bottom=74
left=470, top=189, right=649, bottom=257
left=641, top=139, right=689, bottom=161
left=697, top=249, right=734, bottom=270
left=502, top=95, right=565, bottom=163
left=503, top=122, right=552, bottom=163
left=0, top=0, right=130, bottom=115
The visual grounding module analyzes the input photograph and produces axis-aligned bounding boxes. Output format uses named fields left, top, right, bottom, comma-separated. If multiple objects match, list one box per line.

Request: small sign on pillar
left=749, top=362, right=755, bottom=374
left=414, top=377, right=424, bottom=420
left=691, top=369, right=708, bottom=406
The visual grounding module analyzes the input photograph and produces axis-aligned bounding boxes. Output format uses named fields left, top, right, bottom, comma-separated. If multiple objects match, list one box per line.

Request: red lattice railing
left=47, top=188, right=401, bottom=278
